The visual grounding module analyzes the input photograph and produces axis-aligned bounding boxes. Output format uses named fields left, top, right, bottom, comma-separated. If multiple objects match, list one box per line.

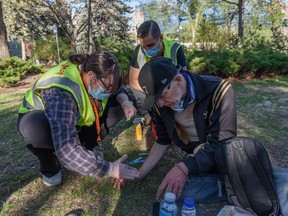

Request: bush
left=186, top=48, right=288, bottom=78
left=241, top=49, right=288, bottom=77
left=30, top=36, right=72, bottom=63
left=187, top=49, right=241, bottom=77
left=0, top=57, right=43, bottom=87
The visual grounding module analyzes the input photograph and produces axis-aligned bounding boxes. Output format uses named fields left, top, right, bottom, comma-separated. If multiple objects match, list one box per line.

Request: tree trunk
left=87, top=0, right=93, bottom=54
left=20, top=38, right=26, bottom=60
left=238, top=0, right=244, bottom=42
left=0, top=0, right=10, bottom=59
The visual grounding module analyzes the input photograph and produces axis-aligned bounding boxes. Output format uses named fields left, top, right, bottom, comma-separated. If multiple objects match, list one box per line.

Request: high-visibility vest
left=18, top=61, right=108, bottom=126
left=137, top=38, right=182, bottom=69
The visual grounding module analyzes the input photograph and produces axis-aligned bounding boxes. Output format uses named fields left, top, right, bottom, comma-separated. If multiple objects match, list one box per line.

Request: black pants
left=17, top=97, right=124, bottom=177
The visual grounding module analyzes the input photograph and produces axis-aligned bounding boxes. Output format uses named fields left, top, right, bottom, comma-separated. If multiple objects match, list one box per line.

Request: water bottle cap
left=183, top=197, right=195, bottom=208
left=164, top=192, right=176, bottom=203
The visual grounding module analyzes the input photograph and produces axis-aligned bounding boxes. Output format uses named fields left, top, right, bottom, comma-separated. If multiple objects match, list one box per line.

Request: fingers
left=126, top=112, right=131, bottom=121
left=118, top=154, right=128, bottom=163
left=156, top=180, right=167, bottom=200
left=157, top=178, right=185, bottom=200
left=122, top=166, right=140, bottom=180
left=126, top=110, right=136, bottom=121
left=173, top=178, right=185, bottom=198
left=113, top=179, right=125, bottom=189
left=122, top=102, right=137, bottom=119
left=117, top=163, right=140, bottom=180
left=156, top=167, right=187, bottom=199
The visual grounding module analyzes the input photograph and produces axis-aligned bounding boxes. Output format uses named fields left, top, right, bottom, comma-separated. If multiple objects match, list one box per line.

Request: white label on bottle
left=159, top=209, right=173, bottom=216
left=182, top=209, right=196, bottom=216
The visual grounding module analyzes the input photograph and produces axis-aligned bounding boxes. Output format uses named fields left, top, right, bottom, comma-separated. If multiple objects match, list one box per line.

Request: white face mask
left=171, top=98, right=185, bottom=113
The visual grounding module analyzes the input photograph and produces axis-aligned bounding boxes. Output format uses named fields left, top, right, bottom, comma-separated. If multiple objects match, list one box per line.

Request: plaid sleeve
left=41, top=88, right=110, bottom=178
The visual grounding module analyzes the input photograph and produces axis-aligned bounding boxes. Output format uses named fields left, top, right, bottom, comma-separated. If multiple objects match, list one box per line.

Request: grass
left=0, top=77, right=287, bottom=216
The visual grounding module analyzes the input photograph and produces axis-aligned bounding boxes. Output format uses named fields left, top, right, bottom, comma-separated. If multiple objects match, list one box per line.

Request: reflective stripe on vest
left=137, top=38, right=181, bottom=69
left=18, top=61, right=98, bottom=126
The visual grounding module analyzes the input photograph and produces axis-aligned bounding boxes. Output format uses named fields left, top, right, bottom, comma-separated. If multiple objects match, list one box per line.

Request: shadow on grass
left=233, top=79, right=288, bottom=166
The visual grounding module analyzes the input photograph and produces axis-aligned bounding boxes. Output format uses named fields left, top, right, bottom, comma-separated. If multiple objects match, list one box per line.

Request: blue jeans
left=179, top=173, right=227, bottom=204
left=272, top=165, right=288, bottom=216
left=179, top=166, right=288, bottom=216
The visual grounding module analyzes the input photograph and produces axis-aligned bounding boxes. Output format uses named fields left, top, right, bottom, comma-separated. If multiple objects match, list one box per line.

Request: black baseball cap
left=138, top=57, right=179, bottom=110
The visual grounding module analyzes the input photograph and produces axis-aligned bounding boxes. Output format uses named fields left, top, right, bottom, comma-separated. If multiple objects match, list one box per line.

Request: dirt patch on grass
left=0, top=73, right=42, bottom=94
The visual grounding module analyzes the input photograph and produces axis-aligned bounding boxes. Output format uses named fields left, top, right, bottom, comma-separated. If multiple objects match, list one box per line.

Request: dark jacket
left=149, top=72, right=237, bottom=175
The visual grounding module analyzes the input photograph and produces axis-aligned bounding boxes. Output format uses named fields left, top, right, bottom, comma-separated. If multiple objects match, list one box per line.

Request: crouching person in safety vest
left=17, top=50, right=139, bottom=186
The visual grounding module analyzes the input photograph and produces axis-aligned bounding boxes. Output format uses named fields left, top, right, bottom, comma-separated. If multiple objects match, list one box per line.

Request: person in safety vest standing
left=127, top=20, right=187, bottom=122
left=17, top=50, right=139, bottom=186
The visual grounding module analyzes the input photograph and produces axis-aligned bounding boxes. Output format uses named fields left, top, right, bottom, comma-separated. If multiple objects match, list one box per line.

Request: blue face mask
left=88, top=86, right=111, bottom=100
left=144, top=46, right=160, bottom=58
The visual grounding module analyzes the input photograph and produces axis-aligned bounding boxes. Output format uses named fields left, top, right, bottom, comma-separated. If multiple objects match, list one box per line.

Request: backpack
left=215, top=137, right=280, bottom=216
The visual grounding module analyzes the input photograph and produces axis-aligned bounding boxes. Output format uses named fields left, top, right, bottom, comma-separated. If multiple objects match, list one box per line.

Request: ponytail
left=68, top=54, right=89, bottom=65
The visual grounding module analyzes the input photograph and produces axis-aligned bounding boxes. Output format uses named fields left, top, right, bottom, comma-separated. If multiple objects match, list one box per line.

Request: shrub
left=0, top=57, right=43, bottom=87
left=242, top=49, right=288, bottom=77
left=30, top=36, right=72, bottom=63
left=186, top=48, right=288, bottom=78
left=187, top=49, right=241, bottom=77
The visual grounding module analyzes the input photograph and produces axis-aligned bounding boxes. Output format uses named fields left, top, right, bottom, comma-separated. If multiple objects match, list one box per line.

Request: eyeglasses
left=97, top=77, right=113, bottom=94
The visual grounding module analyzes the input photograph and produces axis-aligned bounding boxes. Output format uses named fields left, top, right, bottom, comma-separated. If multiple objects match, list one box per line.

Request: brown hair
left=137, top=20, right=161, bottom=39
left=69, top=50, right=122, bottom=93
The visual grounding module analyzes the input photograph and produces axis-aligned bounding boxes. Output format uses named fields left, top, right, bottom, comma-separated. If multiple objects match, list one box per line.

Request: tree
left=91, top=0, right=131, bottom=50
left=4, top=0, right=131, bottom=53
left=0, top=0, right=9, bottom=59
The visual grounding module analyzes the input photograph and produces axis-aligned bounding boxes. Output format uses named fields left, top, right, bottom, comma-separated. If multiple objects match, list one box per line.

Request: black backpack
left=215, top=137, right=280, bottom=216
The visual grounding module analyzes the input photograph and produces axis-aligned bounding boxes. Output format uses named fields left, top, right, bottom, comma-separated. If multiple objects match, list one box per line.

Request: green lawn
left=0, top=77, right=287, bottom=216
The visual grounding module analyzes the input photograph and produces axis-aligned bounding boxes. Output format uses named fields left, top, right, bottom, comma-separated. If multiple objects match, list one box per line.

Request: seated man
left=137, top=56, right=237, bottom=203
left=115, top=57, right=288, bottom=215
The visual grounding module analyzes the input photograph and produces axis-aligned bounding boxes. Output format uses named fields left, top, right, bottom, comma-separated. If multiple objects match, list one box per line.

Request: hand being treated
left=156, top=163, right=187, bottom=199
left=107, top=154, right=140, bottom=180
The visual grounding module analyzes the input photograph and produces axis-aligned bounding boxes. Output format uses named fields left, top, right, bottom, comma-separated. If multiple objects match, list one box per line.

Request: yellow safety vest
left=18, top=61, right=108, bottom=126
left=137, top=38, right=182, bottom=69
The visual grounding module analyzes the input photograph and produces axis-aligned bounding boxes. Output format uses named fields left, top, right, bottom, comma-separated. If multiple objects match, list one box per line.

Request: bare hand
left=121, top=101, right=137, bottom=121
left=107, top=154, right=140, bottom=180
left=112, top=178, right=126, bottom=189
left=156, top=165, right=187, bottom=199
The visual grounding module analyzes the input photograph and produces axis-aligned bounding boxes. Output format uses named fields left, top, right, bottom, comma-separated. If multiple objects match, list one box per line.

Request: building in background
left=127, top=2, right=144, bottom=46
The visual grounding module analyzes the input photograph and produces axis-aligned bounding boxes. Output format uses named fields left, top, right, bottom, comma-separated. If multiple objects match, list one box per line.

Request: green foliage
left=187, top=49, right=241, bottom=76
left=94, top=36, right=134, bottom=76
left=30, top=36, right=72, bottom=63
left=187, top=48, right=288, bottom=78
left=241, top=49, right=288, bottom=76
left=196, top=19, right=220, bottom=51
left=4, top=0, right=131, bottom=52
left=0, top=57, right=43, bottom=87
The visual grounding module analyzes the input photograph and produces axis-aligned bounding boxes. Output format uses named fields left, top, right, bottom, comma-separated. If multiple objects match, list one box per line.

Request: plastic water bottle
left=159, top=192, right=178, bottom=216
left=181, top=197, right=196, bottom=216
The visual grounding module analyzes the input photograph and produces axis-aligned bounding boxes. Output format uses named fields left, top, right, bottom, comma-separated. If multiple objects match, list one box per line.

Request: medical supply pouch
left=215, top=137, right=280, bottom=216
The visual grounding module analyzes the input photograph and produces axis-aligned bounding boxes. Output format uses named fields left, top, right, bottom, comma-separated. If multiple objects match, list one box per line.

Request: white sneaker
left=43, top=171, right=62, bottom=186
